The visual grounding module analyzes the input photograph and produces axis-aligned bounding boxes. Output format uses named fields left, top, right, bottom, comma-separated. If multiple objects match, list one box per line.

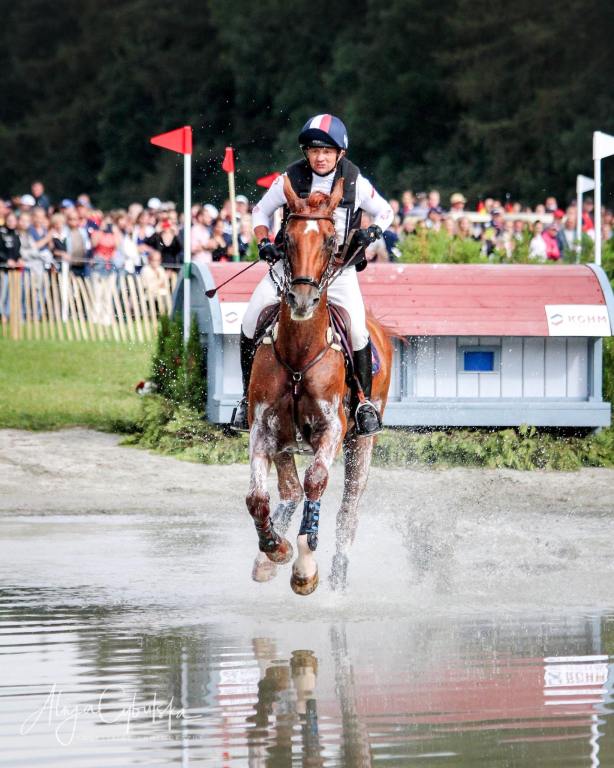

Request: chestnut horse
left=246, top=176, right=392, bottom=595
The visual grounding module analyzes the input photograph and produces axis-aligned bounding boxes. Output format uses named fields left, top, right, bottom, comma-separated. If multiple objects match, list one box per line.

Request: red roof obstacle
left=210, top=262, right=612, bottom=337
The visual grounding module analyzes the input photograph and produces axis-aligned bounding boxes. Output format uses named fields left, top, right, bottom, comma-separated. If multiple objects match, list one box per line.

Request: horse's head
left=282, top=174, right=343, bottom=321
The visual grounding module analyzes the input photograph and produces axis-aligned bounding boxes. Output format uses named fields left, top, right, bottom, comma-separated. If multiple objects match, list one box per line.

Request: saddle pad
left=255, top=301, right=381, bottom=375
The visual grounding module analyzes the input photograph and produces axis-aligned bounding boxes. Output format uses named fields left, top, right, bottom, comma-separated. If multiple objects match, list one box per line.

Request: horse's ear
left=328, top=177, right=344, bottom=212
left=283, top=174, right=303, bottom=212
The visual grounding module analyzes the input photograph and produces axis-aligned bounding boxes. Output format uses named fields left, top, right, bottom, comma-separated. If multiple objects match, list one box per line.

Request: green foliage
left=150, top=313, right=206, bottom=411
left=124, top=395, right=248, bottom=464
left=374, top=425, right=614, bottom=471
left=398, top=230, right=487, bottom=263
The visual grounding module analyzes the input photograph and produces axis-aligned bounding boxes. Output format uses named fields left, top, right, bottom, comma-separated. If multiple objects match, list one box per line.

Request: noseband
left=281, top=212, right=337, bottom=294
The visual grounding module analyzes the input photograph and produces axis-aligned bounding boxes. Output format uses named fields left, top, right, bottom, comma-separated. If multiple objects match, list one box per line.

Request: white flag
left=577, top=174, right=595, bottom=194
left=593, top=131, right=614, bottom=161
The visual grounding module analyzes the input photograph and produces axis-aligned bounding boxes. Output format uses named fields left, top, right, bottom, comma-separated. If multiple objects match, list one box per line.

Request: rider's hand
left=258, top=238, right=280, bottom=265
left=354, top=225, right=383, bottom=247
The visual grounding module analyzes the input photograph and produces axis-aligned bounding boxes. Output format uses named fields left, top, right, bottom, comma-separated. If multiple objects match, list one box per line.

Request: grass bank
left=0, top=338, right=150, bottom=432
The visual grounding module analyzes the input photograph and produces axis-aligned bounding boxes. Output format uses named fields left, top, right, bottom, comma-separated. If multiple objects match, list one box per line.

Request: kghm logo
left=550, top=313, right=564, bottom=325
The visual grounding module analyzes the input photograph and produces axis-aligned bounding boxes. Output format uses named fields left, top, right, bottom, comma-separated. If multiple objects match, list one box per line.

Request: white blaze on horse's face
left=303, top=219, right=319, bottom=235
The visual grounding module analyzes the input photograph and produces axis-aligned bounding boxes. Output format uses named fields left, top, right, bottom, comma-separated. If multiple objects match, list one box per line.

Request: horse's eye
left=325, top=236, right=335, bottom=250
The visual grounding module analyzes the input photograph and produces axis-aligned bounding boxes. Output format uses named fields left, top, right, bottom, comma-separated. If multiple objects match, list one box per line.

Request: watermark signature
left=20, top=684, right=202, bottom=746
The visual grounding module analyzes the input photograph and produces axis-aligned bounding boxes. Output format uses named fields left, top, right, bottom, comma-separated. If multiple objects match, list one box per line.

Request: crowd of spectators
left=365, top=190, right=613, bottom=264
left=1, top=180, right=613, bottom=303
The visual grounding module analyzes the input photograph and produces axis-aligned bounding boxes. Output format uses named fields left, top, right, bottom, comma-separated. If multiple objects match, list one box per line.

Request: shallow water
left=1, top=430, right=614, bottom=765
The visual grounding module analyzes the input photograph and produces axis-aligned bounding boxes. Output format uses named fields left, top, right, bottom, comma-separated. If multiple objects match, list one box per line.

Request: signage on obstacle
left=545, top=304, right=611, bottom=336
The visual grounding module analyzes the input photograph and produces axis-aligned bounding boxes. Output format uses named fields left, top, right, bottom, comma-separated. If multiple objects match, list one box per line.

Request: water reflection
left=1, top=586, right=613, bottom=766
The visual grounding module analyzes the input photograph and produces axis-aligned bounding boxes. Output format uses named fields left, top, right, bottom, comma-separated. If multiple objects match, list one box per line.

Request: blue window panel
left=464, top=350, right=494, bottom=372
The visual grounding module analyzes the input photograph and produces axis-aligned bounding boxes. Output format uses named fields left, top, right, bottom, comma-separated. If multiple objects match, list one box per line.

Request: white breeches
left=241, top=263, right=370, bottom=350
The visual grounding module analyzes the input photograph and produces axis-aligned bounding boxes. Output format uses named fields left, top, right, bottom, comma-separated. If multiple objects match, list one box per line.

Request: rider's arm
left=251, top=174, right=287, bottom=241
left=355, top=175, right=395, bottom=232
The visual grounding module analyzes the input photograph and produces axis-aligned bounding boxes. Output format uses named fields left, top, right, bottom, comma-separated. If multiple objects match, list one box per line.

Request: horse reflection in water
left=246, top=176, right=392, bottom=595
left=247, top=627, right=372, bottom=767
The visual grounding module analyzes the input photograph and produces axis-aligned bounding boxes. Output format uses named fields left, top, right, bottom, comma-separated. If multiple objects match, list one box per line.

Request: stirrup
left=354, top=399, right=383, bottom=437
left=230, top=397, right=250, bottom=432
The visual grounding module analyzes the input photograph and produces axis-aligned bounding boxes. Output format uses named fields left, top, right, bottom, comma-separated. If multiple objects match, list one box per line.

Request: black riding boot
left=352, top=341, right=383, bottom=437
left=231, top=331, right=256, bottom=432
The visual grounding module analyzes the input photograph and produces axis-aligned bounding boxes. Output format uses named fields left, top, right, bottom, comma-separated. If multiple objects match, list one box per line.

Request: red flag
left=256, top=172, right=280, bottom=189
left=150, top=126, right=192, bottom=155
left=222, top=147, right=235, bottom=173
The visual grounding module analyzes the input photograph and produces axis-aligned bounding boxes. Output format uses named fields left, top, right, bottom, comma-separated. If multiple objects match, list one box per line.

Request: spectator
left=529, top=221, right=548, bottom=261
left=401, top=190, right=414, bottom=216
left=140, top=251, right=170, bottom=298
left=0, top=211, right=20, bottom=316
left=400, top=216, right=416, bottom=237
left=31, top=181, right=51, bottom=211
left=133, top=210, right=154, bottom=266
left=238, top=214, right=254, bottom=259
left=544, top=196, right=558, bottom=213
left=0, top=211, right=20, bottom=267
left=543, top=222, right=561, bottom=260
left=411, top=192, right=429, bottom=218
left=145, top=213, right=182, bottom=269
left=557, top=207, right=578, bottom=262
left=28, top=207, right=52, bottom=265
left=0, top=199, right=9, bottom=226
left=207, top=218, right=232, bottom=262
left=427, top=189, right=442, bottom=211
left=235, top=194, right=249, bottom=216
left=91, top=213, right=121, bottom=274
left=513, top=219, right=526, bottom=241
left=49, top=213, right=69, bottom=266
left=17, top=212, right=51, bottom=286
left=442, top=217, right=456, bottom=237
left=19, top=194, right=36, bottom=213
left=426, top=206, right=443, bottom=231
left=192, top=207, right=213, bottom=263
left=62, top=208, right=91, bottom=276
left=113, top=210, right=140, bottom=274
left=449, top=193, right=466, bottom=214
left=456, top=216, right=473, bottom=241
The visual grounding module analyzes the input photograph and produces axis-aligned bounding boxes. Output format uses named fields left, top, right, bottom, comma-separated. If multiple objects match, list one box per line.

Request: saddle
left=254, top=302, right=381, bottom=379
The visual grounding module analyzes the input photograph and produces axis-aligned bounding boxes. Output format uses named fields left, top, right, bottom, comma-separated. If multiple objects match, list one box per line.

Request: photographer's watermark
left=21, top=683, right=202, bottom=746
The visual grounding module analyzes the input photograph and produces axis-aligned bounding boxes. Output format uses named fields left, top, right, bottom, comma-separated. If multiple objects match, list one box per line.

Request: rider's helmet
left=298, top=114, right=348, bottom=151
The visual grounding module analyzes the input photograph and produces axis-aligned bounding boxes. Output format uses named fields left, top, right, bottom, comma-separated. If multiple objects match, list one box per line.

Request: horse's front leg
left=246, top=412, right=293, bottom=565
left=291, top=414, right=343, bottom=596
left=252, top=452, right=303, bottom=582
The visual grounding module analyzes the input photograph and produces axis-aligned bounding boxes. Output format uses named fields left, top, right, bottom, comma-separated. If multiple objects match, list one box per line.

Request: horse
left=245, top=175, right=392, bottom=595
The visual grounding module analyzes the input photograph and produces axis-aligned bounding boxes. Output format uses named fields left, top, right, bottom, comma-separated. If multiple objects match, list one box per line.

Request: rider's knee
left=351, top=329, right=370, bottom=351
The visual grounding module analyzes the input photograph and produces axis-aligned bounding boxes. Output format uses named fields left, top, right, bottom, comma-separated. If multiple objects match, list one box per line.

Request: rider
left=232, top=114, right=394, bottom=437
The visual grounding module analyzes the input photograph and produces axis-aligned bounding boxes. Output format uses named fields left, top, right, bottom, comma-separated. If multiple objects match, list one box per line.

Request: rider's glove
left=258, top=238, right=281, bottom=265
left=353, top=225, right=383, bottom=247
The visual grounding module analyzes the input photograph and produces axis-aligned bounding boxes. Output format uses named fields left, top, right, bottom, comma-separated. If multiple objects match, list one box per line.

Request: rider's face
left=306, top=147, right=341, bottom=175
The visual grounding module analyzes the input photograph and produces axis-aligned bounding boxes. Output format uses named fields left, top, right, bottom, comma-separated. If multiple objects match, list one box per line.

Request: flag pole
left=593, top=153, right=601, bottom=268
left=228, top=170, right=239, bottom=262
left=575, top=176, right=583, bottom=265
left=183, top=148, right=192, bottom=343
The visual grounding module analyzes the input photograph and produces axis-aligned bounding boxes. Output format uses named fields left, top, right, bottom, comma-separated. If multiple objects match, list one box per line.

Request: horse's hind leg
left=252, top=453, right=303, bottom=582
left=329, top=433, right=374, bottom=591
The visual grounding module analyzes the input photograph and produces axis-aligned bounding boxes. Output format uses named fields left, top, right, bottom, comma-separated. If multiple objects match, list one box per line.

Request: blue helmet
left=299, top=114, right=349, bottom=151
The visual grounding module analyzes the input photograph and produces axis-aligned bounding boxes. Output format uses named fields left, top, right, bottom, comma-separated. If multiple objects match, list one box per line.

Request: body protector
left=278, top=157, right=363, bottom=261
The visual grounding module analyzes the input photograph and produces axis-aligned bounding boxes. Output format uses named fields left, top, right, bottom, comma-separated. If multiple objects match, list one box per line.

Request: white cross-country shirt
left=252, top=167, right=394, bottom=247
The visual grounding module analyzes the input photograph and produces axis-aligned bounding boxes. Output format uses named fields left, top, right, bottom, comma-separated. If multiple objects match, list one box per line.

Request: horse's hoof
left=291, top=566, right=319, bottom=596
left=252, top=555, right=278, bottom=582
left=265, top=537, right=293, bottom=564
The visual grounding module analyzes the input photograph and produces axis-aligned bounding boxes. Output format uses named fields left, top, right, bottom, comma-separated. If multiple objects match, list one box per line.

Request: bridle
left=273, top=212, right=339, bottom=297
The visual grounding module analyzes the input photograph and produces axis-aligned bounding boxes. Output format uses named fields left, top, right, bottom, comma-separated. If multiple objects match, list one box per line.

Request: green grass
left=0, top=338, right=151, bottom=432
